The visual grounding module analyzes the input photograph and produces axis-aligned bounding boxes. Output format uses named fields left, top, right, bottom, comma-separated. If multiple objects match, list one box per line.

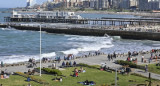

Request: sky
left=0, top=0, right=48, bottom=8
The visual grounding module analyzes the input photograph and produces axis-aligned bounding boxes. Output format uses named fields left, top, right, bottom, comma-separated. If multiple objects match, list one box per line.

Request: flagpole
left=40, top=24, right=42, bottom=76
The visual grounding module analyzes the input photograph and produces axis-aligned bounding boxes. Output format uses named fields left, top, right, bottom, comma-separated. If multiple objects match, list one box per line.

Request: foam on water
left=1, top=55, right=39, bottom=63
left=61, top=35, right=114, bottom=55
left=0, top=52, right=56, bottom=63
left=41, top=52, right=56, bottom=57
left=0, top=28, right=15, bottom=31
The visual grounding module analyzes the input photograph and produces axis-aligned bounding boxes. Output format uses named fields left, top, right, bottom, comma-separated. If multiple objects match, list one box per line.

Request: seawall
left=1, top=24, right=160, bottom=41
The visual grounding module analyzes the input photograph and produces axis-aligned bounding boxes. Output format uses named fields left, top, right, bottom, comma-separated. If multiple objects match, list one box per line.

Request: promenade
left=1, top=49, right=160, bottom=80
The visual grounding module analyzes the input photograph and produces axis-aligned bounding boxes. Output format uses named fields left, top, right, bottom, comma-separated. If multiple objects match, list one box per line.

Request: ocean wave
left=0, top=55, right=39, bottom=64
left=112, top=36, right=121, bottom=40
left=61, top=35, right=114, bottom=55
left=41, top=52, right=56, bottom=57
left=61, top=49, right=79, bottom=55
left=0, top=52, right=56, bottom=63
left=0, top=28, right=16, bottom=31
left=61, top=44, right=114, bottom=55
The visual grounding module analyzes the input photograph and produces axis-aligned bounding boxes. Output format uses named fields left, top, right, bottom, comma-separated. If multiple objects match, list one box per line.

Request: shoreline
left=6, top=24, right=160, bottom=41
left=0, top=48, right=160, bottom=81
left=0, top=24, right=160, bottom=66
left=1, top=48, right=159, bottom=68
left=75, top=11, right=160, bottom=18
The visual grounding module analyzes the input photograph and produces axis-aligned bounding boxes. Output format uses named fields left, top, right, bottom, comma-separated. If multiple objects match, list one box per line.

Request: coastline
left=1, top=23, right=160, bottom=65
left=1, top=24, right=160, bottom=41
left=1, top=48, right=159, bottom=73
left=75, top=11, right=160, bottom=18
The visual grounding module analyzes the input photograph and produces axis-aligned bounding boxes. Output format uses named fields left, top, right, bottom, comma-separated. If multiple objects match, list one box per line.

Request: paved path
left=134, top=69, right=160, bottom=80
left=1, top=51, right=160, bottom=80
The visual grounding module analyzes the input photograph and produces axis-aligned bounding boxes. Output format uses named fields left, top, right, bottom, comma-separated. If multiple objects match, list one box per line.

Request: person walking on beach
left=113, top=52, right=116, bottom=59
left=111, top=54, right=113, bottom=61
left=150, top=52, right=153, bottom=58
left=148, top=57, right=151, bottom=63
left=32, top=59, right=37, bottom=67
left=108, top=54, right=110, bottom=61
left=1, top=61, right=4, bottom=68
left=128, top=51, right=131, bottom=58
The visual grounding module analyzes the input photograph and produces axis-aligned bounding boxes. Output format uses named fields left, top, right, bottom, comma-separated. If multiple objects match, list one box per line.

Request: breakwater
left=0, top=24, right=160, bottom=41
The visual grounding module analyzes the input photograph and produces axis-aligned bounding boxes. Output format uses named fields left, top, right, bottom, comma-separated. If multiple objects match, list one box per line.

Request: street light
left=40, top=24, right=42, bottom=76
left=115, top=68, right=117, bottom=86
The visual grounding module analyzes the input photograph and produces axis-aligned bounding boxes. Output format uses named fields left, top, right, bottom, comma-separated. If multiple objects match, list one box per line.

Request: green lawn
left=0, top=75, right=41, bottom=86
left=0, top=67, right=159, bottom=86
left=148, top=63, right=160, bottom=75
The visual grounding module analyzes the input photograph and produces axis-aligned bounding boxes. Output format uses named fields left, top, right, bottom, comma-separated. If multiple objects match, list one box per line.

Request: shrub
left=15, top=72, right=49, bottom=85
left=41, top=68, right=62, bottom=76
left=116, top=60, right=145, bottom=69
left=78, top=63, right=98, bottom=69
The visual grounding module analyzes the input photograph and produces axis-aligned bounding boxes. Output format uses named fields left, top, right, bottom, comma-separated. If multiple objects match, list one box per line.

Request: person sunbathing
left=80, top=67, right=83, bottom=73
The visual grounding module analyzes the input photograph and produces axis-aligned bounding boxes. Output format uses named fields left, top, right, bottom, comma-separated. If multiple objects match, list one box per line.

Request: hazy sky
left=0, top=0, right=48, bottom=8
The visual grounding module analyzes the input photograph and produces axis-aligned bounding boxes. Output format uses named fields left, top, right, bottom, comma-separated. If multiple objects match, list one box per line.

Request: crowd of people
left=64, top=54, right=74, bottom=60
left=28, top=58, right=37, bottom=68
left=61, top=61, right=77, bottom=67
left=107, top=52, right=117, bottom=61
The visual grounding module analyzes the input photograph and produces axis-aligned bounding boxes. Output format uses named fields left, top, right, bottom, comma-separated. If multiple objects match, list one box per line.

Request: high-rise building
left=94, top=0, right=99, bottom=9
left=148, top=1, right=160, bottom=10
left=130, top=0, right=138, bottom=7
left=83, top=1, right=90, bottom=8
left=138, top=0, right=160, bottom=10
left=138, top=0, right=149, bottom=10
left=119, top=0, right=130, bottom=9
left=90, top=0, right=95, bottom=8
left=112, top=0, right=121, bottom=8
left=26, top=0, right=36, bottom=7
left=107, top=0, right=112, bottom=8
left=98, top=0, right=108, bottom=9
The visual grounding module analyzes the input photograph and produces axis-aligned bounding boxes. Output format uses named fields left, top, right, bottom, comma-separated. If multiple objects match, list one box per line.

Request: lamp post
left=115, top=68, right=117, bottom=86
left=40, top=24, right=42, bottom=76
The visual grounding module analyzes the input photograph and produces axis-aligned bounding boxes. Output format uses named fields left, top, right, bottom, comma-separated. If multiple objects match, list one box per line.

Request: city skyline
left=0, top=0, right=48, bottom=8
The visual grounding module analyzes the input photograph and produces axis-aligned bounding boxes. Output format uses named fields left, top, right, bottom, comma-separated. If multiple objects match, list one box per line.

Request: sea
left=0, top=8, right=160, bottom=63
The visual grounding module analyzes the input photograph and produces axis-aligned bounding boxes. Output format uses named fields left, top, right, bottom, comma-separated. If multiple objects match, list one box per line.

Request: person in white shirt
left=141, top=55, right=144, bottom=62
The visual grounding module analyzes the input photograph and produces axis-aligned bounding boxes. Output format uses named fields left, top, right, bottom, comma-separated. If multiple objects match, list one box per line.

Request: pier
left=0, top=23, right=160, bottom=41
left=4, top=17, right=160, bottom=26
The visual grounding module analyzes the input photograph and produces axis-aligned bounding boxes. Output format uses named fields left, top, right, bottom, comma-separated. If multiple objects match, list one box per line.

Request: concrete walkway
left=1, top=51, right=160, bottom=80
left=134, top=69, right=160, bottom=80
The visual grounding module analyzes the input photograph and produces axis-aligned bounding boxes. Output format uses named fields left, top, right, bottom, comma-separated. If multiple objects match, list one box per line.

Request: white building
left=12, top=11, right=82, bottom=19
left=12, top=10, right=37, bottom=18
left=37, top=11, right=82, bottom=19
